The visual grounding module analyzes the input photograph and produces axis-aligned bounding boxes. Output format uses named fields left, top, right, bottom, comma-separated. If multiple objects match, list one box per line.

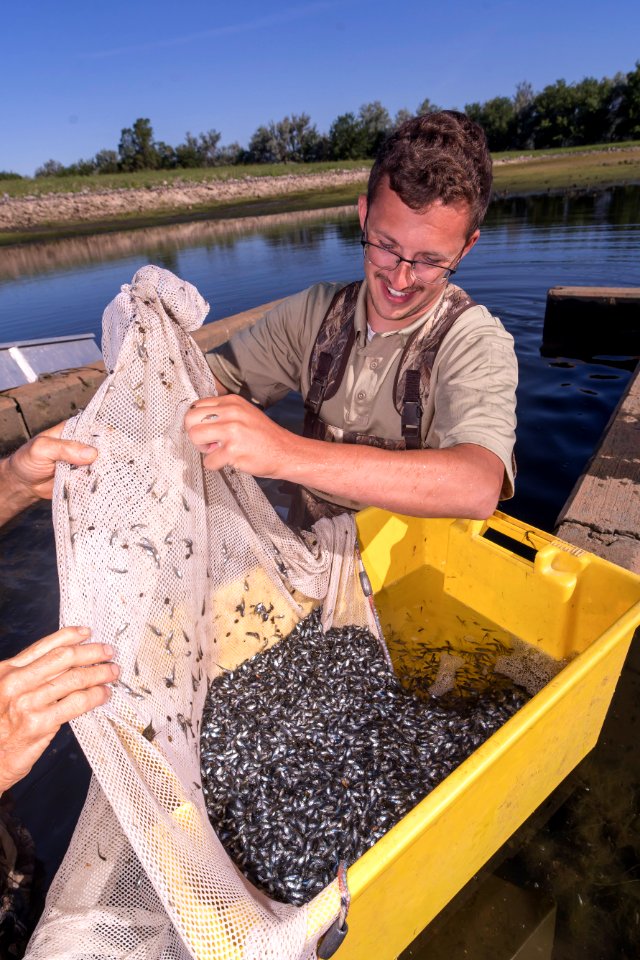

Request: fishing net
left=25, top=265, right=373, bottom=960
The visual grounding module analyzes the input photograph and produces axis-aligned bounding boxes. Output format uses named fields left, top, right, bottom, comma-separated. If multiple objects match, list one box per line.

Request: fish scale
left=200, top=607, right=530, bottom=906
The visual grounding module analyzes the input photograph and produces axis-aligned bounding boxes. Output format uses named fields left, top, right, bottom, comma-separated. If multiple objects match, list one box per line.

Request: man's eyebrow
left=370, top=228, right=448, bottom=261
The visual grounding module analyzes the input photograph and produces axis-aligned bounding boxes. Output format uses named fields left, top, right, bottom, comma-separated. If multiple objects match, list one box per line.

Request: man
left=0, top=425, right=119, bottom=795
left=185, top=111, right=517, bottom=527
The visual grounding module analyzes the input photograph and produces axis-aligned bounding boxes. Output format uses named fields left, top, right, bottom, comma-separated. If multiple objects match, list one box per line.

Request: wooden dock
left=556, top=361, right=640, bottom=574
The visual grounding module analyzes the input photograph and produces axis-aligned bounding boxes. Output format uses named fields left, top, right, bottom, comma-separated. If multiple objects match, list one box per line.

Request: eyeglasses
left=360, top=235, right=460, bottom=285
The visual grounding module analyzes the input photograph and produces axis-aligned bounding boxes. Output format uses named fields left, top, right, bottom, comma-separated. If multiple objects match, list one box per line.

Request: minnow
left=148, top=624, right=162, bottom=637
left=164, top=664, right=176, bottom=689
left=108, top=566, right=128, bottom=574
left=118, top=681, right=144, bottom=700
left=173, top=566, right=183, bottom=580
left=137, top=538, right=161, bottom=568
left=97, top=845, right=107, bottom=862
left=146, top=479, right=157, bottom=495
left=142, top=721, right=157, bottom=742
left=183, top=538, right=193, bottom=559
left=235, top=598, right=246, bottom=617
left=90, top=475, right=99, bottom=494
left=116, top=623, right=129, bottom=637
left=109, top=529, right=120, bottom=546
left=130, top=523, right=148, bottom=530
left=181, top=493, right=190, bottom=512
left=164, top=529, right=175, bottom=546
left=164, top=630, right=174, bottom=653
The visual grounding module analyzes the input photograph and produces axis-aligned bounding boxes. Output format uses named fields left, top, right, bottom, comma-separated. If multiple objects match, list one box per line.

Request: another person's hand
left=0, top=422, right=97, bottom=526
left=5, top=421, right=97, bottom=501
left=185, top=395, right=295, bottom=477
left=0, top=626, right=119, bottom=794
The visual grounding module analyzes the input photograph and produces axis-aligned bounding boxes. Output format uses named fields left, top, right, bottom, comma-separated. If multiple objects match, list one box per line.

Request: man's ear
left=461, top=229, right=481, bottom=259
left=357, top=194, right=368, bottom=231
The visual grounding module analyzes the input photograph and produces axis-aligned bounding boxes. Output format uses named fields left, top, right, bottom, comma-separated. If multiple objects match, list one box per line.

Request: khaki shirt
left=207, top=281, right=518, bottom=510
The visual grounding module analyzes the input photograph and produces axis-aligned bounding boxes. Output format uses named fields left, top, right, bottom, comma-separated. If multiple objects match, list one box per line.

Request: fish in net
left=25, top=265, right=373, bottom=960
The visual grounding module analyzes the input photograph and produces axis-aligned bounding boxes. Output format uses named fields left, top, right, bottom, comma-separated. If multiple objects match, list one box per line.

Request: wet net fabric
left=26, top=266, right=372, bottom=960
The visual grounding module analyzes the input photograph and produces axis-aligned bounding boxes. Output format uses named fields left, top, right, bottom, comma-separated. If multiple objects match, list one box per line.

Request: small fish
left=116, top=623, right=129, bottom=637
left=164, top=529, right=175, bottom=546
left=97, top=845, right=107, bottom=862
left=118, top=681, right=144, bottom=700
left=142, top=721, right=157, bottom=742
left=173, top=566, right=183, bottom=580
left=108, top=566, right=128, bottom=575
left=148, top=624, right=162, bottom=637
left=165, top=630, right=174, bottom=653
left=137, top=538, right=161, bottom=568
left=183, top=538, right=194, bottom=559
left=181, top=493, right=190, bottom=512
left=164, top=664, right=176, bottom=689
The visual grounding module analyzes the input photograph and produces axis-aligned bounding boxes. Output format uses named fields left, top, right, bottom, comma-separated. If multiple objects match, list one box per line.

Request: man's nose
left=390, top=258, right=415, bottom=287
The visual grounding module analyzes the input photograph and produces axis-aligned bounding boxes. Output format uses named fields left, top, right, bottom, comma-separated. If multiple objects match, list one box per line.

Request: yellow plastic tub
left=340, top=509, right=640, bottom=960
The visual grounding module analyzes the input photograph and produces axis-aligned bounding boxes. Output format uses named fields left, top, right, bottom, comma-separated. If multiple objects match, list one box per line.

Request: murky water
left=1, top=187, right=639, bottom=957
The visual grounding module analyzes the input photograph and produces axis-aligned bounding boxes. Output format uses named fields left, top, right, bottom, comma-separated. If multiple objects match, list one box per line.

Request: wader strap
left=401, top=369, right=422, bottom=450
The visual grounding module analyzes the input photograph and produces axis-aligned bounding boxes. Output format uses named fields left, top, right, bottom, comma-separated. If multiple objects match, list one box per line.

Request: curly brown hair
left=367, top=111, right=493, bottom=234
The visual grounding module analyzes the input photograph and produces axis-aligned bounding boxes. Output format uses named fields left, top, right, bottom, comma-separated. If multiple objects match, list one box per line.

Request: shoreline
left=1, top=147, right=639, bottom=247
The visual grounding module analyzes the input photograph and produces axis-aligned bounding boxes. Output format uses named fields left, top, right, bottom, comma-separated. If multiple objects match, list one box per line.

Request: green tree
left=393, top=108, right=413, bottom=129
left=465, top=96, right=515, bottom=151
left=34, top=159, right=65, bottom=178
left=94, top=149, right=119, bottom=174
left=118, top=118, right=159, bottom=171
left=358, top=101, right=392, bottom=156
left=416, top=98, right=440, bottom=116
left=328, top=112, right=366, bottom=159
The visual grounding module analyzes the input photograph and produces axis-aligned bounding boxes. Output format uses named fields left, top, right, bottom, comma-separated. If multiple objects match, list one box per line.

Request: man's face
left=358, top=177, right=479, bottom=332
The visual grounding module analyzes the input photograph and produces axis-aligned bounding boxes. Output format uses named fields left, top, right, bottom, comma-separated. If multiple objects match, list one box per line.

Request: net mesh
left=26, top=265, right=372, bottom=960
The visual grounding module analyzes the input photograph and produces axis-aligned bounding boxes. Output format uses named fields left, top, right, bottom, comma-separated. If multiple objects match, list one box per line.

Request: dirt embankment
left=0, top=169, right=370, bottom=231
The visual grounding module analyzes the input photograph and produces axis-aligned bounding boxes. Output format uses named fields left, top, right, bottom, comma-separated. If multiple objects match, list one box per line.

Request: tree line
left=16, top=61, right=640, bottom=179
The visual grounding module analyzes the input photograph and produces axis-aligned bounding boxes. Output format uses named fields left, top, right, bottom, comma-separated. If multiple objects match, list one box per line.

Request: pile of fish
left=200, top=608, right=530, bottom=906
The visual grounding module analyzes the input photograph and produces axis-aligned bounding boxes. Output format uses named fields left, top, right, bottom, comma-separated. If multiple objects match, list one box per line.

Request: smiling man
left=186, top=111, right=517, bottom=526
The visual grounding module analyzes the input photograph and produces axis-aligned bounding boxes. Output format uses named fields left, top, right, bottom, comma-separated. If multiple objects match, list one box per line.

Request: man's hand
left=0, top=423, right=97, bottom=526
left=0, top=626, right=119, bottom=794
left=185, top=395, right=295, bottom=478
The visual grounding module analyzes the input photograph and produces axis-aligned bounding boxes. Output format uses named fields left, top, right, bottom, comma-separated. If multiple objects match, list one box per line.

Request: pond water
left=0, top=187, right=639, bottom=958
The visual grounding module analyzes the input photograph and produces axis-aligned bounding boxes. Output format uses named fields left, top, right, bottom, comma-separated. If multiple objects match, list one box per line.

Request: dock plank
left=556, top=363, right=640, bottom=573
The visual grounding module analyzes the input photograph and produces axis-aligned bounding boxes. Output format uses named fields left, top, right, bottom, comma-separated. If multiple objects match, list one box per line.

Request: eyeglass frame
left=360, top=230, right=465, bottom=286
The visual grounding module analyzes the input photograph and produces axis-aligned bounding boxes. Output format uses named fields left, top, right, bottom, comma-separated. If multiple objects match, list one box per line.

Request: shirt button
left=357, top=391, right=366, bottom=400
left=370, top=359, right=379, bottom=369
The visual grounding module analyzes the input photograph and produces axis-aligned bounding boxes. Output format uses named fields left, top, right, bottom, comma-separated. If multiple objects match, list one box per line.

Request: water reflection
left=0, top=206, right=358, bottom=282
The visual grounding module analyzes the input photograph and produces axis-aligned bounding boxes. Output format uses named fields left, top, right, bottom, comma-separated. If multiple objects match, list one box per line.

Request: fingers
left=30, top=660, right=120, bottom=710
left=8, top=625, right=97, bottom=668
left=4, top=638, right=118, bottom=696
left=30, top=429, right=98, bottom=469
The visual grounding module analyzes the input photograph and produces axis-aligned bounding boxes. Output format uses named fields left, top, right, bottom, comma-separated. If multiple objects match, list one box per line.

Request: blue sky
left=2, top=0, right=639, bottom=176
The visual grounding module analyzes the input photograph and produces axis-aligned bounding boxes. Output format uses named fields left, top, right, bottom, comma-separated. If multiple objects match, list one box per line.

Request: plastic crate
left=340, top=509, right=640, bottom=960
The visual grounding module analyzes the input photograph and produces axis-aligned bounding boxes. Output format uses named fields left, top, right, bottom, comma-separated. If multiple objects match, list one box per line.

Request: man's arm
left=0, top=422, right=97, bottom=526
left=185, top=395, right=504, bottom=519
left=0, top=627, right=119, bottom=794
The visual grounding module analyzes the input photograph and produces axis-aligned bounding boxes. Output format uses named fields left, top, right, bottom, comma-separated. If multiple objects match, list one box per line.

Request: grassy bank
left=0, top=160, right=372, bottom=198
left=1, top=144, right=639, bottom=247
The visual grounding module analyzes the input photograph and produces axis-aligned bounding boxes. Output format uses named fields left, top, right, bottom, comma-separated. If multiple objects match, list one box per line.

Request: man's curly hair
left=367, top=111, right=493, bottom=234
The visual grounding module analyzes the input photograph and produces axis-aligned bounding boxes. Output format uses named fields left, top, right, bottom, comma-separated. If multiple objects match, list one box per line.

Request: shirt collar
left=354, top=279, right=447, bottom=345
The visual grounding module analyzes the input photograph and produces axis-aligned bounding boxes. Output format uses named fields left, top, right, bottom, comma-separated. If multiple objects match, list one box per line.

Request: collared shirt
left=207, top=280, right=518, bottom=510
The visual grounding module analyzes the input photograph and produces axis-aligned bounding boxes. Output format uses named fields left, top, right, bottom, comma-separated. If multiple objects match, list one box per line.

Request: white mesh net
left=26, top=265, right=372, bottom=960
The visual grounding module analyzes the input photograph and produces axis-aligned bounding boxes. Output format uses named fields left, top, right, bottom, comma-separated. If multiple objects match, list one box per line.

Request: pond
left=0, top=186, right=639, bottom=958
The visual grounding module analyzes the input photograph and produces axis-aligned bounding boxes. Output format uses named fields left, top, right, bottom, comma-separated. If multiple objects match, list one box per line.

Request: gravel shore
left=0, top=168, right=370, bottom=231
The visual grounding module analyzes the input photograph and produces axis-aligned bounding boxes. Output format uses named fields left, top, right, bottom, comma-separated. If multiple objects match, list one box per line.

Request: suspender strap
left=305, top=351, right=334, bottom=415
left=401, top=369, right=422, bottom=450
